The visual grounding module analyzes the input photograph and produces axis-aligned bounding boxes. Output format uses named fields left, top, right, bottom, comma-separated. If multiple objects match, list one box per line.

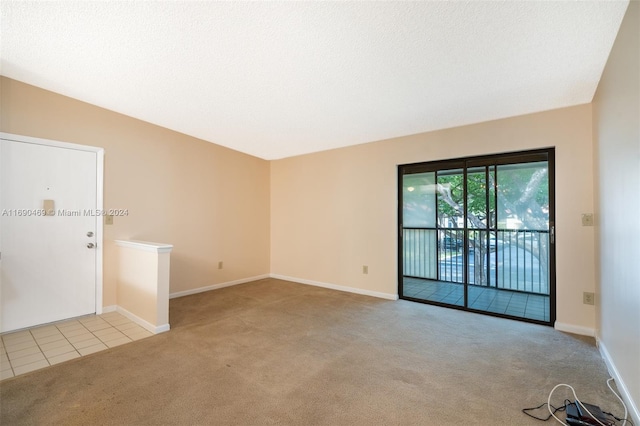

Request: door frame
left=0, top=132, right=105, bottom=315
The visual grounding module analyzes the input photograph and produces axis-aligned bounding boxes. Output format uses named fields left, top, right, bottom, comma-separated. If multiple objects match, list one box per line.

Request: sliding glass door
left=399, top=149, right=555, bottom=325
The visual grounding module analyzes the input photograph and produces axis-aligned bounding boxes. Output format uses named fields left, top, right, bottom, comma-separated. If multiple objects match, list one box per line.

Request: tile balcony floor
left=1, top=312, right=153, bottom=381
left=402, top=277, right=550, bottom=322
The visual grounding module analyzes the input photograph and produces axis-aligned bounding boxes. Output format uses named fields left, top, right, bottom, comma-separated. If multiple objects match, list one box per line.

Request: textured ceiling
left=0, top=1, right=629, bottom=160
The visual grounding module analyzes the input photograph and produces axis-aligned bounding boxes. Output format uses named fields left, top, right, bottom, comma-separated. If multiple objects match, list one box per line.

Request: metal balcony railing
left=403, top=228, right=550, bottom=295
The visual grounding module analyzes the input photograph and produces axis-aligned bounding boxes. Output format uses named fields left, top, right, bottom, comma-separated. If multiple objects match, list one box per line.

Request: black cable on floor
left=602, top=411, right=635, bottom=426
left=522, top=399, right=571, bottom=422
left=523, top=400, right=633, bottom=426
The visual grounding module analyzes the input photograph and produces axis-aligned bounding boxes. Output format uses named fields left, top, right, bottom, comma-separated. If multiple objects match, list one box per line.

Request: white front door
left=0, top=137, right=101, bottom=333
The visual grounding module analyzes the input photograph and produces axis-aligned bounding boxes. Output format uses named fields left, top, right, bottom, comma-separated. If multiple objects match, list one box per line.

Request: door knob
left=87, top=231, right=94, bottom=237
left=87, top=243, right=95, bottom=249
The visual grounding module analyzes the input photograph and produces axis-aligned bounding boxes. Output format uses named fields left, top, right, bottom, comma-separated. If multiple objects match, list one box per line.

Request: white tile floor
left=0, top=312, right=153, bottom=380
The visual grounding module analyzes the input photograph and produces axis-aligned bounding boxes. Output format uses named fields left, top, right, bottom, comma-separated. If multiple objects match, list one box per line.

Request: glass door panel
left=495, top=162, right=551, bottom=321
left=466, top=167, right=491, bottom=289
left=401, top=169, right=464, bottom=306
left=402, top=172, right=437, bottom=280
left=399, top=151, right=554, bottom=325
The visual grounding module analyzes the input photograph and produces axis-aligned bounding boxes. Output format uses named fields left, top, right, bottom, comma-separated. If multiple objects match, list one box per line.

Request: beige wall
left=593, top=1, right=639, bottom=419
left=271, top=104, right=597, bottom=331
left=0, top=77, right=271, bottom=307
left=2, top=76, right=600, bottom=334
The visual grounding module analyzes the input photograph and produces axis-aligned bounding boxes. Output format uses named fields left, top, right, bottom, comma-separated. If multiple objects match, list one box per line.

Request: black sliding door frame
left=398, top=148, right=556, bottom=326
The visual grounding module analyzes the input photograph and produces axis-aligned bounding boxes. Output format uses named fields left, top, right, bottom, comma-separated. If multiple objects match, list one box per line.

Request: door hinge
left=550, top=223, right=555, bottom=244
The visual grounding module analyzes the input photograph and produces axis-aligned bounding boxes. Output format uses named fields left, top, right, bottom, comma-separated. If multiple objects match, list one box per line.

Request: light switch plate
left=43, top=199, right=55, bottom=216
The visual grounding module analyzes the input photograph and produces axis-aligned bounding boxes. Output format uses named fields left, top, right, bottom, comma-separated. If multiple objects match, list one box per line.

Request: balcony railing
left=403, top=228, right=550, bottom=295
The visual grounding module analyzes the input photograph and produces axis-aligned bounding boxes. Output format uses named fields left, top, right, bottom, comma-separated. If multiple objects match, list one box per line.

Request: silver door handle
left=87, top=243, right=95, bottom=249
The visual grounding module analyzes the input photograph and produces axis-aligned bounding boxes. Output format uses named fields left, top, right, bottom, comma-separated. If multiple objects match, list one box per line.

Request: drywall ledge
left=115, top=239, right=173, bottom=253
left=114, top=240, right=173, bottom=333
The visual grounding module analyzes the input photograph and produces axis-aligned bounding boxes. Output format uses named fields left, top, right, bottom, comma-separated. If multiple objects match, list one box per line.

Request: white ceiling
left=0, top=1, right=629, bottom=160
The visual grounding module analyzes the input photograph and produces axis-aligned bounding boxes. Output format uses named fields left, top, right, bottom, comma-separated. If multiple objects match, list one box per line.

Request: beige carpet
left=0, top=278, right=625, bottom=425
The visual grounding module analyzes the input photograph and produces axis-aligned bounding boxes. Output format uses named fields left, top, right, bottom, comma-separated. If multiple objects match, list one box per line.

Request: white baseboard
left=115, top=306, right=170, bottom=334
left=100, top=304, right=168, bottom=334
left=598, top=340, right=640, bottom=425
left=554, top=321, right=596, bottom=337
left=101, top=305, right=117, bottom=313
left=269, top=274, right=399, bottom=301
left=169, top=274, right=271, bottom=299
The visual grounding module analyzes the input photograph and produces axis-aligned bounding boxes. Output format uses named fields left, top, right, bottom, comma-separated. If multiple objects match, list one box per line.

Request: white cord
left=547, top=383, right=601, bottom=425
left=606, top=377, right=628, bottom=426
left=547, top=383, right=569, bottom=425
left=546, top=378, right=630, bottom=425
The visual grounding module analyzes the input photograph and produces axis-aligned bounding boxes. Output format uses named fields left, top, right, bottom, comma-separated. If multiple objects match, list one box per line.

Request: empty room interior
left=0, top=2, right=638, bottom=425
